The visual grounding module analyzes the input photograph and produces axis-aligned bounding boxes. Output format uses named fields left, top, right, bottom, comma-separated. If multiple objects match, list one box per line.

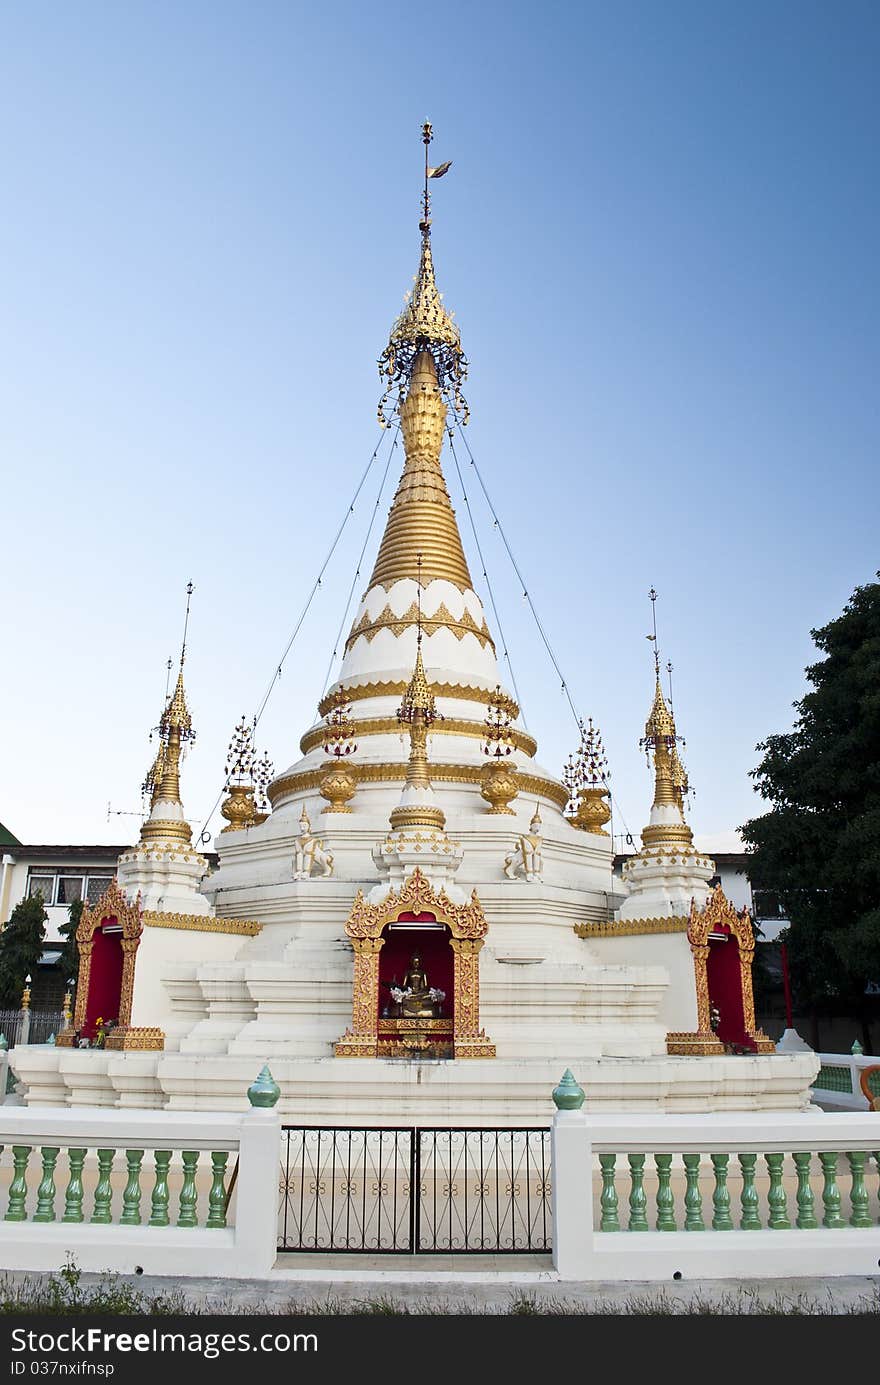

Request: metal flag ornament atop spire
left=378, top=122, right=468, bottom=426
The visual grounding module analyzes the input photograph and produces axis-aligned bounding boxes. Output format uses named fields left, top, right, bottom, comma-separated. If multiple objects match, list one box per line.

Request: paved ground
left=3, top=1264, right=879, bottom=1314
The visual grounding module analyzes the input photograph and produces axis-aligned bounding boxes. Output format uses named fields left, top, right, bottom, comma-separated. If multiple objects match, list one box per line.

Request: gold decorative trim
left=142, top=911, right=262, bottom=936
left=300, top=716, right=537, bottom=760
left=346, top=601, right=494, bottom=653
left=684, top=886, right=776, bottom=1055
left=73, top=881, right=143, bottom=1035
left=105, top=1026, right=165, bottom=1052
left=270, top=760, right=568, bottom=811
left=318, top=681, right=519, bottom=720
left=666, top=1031, right=726, bottom=1056
left=574, top=916, right=689, bottom=939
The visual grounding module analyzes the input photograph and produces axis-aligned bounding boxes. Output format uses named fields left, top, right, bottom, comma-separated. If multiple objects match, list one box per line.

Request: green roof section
left=0, top=822, right=21, bottom=848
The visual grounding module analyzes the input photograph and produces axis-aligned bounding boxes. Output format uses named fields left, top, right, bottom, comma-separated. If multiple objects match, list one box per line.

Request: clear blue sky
left=1, top=2, right=877, bottom=849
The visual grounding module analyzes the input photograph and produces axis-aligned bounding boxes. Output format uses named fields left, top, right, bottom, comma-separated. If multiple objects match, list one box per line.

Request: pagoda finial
left=639, top=589, right=692, bottom=843
left=378, top=122, right=467, bottom=426
left=139, top=583, right=197, bottom=844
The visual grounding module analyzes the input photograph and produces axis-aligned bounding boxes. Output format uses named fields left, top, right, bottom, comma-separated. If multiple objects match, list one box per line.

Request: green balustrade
left=62, top=1149, right=86, bottom=1223
left=765, top=1152, right=790, bottom=1229
left=34, top=1147, right=60, bottom=1223
left=5, top=1146, right=31, bottom=1222
left=149, top=1151, right=172, bottom=1227
left=819, top=1151, right=844, bottom=1227
left=682, top=1153, right=705, bottom=1230
left=654, top=1153, right=676, bottom=1231
left=710, top=1153, right=733, bottom=1230
left=627, top=1154, right=648, bottom=1231
left=598, top=1153, right=620, bottom=1231
left=737, top=1153, right=761, bottom=1229
left=91, top=1150, right=115, bottom=1224
left=207, top=1152, right=229, bottom=1229
left=120, top=1150, right=145, bottom=1226
left=792, top=1152, right=818, bottom=1229
left=178, top=1151, right=199, bottom=1228
left=846, top=1152, right=872, bottom=1227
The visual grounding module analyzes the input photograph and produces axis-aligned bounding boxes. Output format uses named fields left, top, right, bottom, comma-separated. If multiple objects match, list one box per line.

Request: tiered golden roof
left=367, top=350, right=473, bottom=592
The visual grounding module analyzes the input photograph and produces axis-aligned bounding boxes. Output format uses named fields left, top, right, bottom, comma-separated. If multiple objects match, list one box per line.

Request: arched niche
left=335, top=868, right=495, bottom=1059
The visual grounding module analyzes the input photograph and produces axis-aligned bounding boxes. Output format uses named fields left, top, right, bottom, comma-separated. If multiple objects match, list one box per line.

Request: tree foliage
left=58, top=897, right=83, bottom=988
left=741, top=576, right=880, bottom=1014
left=0, top=895, right=47, bottom=1007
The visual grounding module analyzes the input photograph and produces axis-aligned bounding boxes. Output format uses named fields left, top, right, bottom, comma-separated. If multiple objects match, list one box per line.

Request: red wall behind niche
left=706, top=929, right=751, bottom=1049
left=379, top=915, right=454, bottom=1020
left=83, top=925, right=125, bottom=1038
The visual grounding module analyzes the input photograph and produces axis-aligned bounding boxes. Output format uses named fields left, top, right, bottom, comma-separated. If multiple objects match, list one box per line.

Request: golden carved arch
left=57, top=880, right=163, bottom=1051
left=335, top=867, right=495, bottom=1059
left=667, top=884, right=774, bottom=1055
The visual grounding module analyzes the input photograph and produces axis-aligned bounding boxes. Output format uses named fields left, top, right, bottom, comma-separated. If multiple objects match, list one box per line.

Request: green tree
left=0, top=894, right=47, bottom=1007
left=741, top=575, right=880, bottom=1048
left=58, top=897, right=83, bottom=988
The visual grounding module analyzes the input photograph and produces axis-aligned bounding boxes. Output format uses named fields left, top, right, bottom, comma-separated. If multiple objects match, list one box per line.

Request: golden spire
left=367, top=349, right=473, bottom=591
left=389, top=570, right=446, bottom=831
left=639, top=591, right=692, bottom=847
left=367, top=124, right=472, bottom=596
left=140, top=583, right=196, bottom=846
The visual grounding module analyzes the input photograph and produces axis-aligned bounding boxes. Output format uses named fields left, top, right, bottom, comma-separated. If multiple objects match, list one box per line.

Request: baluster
left=120, top=1150, right=144, bottom=1225
left=682, top=1153, right=705, bottom=1231
left=207, top=1152, right=229, bottom=1229
left=149, top=1150, right=172, bottom=1226
left=33, top=1147, right=60, bottom=1223
left=178, top=1151, right=199, bottom=1227
left=62, top=1149, right=86, bottom=1223
left=91, top=1150, right=115, bottom=1224
left=710, top=1153, right=733, bottom=1230
left=765, top=1152, right=790, bottom=1229
left=654, top=1153, right=676, bottom=1231
left=819, top=1151, right=844, bottom=1227
left=738, top=1153, right=761, bottom=1229
left=5, top=1146, right=31, bottom=1222
left=847, top=1152, right=872, bottom=1227
left=792, top=1151, right=817, bottom=1229
left=598, top=1154, right=620, bottom=1231
left=627, top=1154, right=648, bottom=1231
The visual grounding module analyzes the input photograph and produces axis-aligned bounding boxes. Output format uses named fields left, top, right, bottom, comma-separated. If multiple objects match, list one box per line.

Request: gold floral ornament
left=377, top=122, right=469, bottom=426
left=480, top=685, right=518, bottom=814
left=220, top=717, right=272, bottom=833
left=319, top=692, right=358, bottom=813
left=563, top=717, right=611, bottom=835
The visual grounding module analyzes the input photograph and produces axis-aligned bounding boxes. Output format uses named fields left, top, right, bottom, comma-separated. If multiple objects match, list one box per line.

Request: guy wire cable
left=446, top=427, right=528, bottom=731
left=320, top=426, right=400, bottom=699
left=451, top=412, right=637, bottom=842
left=193, top=424, right=396, bottom=843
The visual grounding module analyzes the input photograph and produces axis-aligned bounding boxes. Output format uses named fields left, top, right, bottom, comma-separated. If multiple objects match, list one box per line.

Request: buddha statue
left=401, top=951, right=437, bottom=1018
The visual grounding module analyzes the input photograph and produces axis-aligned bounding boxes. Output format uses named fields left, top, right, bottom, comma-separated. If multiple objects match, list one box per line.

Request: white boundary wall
left=552, top=1108, right=880, bottom=1281
left=0, top=1105, right=280, bottom=1279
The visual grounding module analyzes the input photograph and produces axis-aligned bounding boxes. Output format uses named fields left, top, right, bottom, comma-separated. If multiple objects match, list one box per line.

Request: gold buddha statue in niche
left=399, top=951, right=441, bottom=1018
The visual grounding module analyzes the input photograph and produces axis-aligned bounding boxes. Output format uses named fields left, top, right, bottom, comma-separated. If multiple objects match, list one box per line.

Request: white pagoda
left=13, top=127, right=816, bottom=1119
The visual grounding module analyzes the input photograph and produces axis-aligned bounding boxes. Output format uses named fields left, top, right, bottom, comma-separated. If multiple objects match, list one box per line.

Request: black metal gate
left=278, top=1126, right=551, bottom=1254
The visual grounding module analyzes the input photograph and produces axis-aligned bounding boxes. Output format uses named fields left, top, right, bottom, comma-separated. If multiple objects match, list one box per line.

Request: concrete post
left=550, top=1070, right=594, bottom=1280
left=233, top=1065, right=282, bottom=1277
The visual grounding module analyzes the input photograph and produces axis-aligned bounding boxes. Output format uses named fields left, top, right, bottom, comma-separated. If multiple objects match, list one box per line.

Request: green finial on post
left=248, top=1064, right=280, bottom=1108
left=0, top=1034, right=7, bottom=1050
left=851, top=1039, right=863, bottom=1055
left=552, top=1069, right=585, bottom=1110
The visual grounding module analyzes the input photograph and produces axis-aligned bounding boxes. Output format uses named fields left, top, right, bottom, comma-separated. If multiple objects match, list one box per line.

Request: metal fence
left=0, top=1009, right=63, bottom=1047
left=278, top=1126, right=551, bottom=1254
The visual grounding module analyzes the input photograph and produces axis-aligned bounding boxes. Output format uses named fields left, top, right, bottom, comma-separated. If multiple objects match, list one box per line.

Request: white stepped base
left=11, top=1046, right=818, bottom=1123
